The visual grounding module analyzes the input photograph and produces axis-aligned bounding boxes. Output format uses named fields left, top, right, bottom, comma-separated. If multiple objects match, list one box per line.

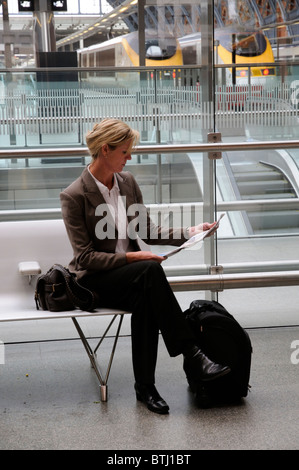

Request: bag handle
left=53, top=264, right=96, bottom=311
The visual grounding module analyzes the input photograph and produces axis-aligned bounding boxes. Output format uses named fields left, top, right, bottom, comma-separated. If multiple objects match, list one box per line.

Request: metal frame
left=1, top=140, right=299, bottom=160
left=0, top=141, right=298, bottom=292
left=71, top=313, right=126, bottom=402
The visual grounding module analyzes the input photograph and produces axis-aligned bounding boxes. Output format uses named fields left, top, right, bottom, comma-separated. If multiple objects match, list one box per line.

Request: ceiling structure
left=1, top=0, right=299, bottom=58
left=57, top=0, right=299, bottom=49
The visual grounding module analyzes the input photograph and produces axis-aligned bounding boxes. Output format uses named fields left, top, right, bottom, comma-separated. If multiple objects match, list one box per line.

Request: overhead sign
left=18, top=0, right=67, bottom=12
left=18, top=0, right=35, bottom=11
left=50, top=0, right=67, bottom=11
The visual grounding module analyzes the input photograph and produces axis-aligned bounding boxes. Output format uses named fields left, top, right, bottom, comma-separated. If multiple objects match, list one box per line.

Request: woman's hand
left=126, top=251, right=165, bottom=264
left=188, top=221, right=218, bottom=238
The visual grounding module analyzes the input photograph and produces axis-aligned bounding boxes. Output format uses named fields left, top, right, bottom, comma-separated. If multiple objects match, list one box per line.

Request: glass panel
left=0, top=0, right=299, bottom=327
left=0, top=67, right=205, bottom=148
left=212, top=0, right=299, bottom=326
left=0, top=155, right=89, bottom=210
left=0, top=150, right=203, bottom=208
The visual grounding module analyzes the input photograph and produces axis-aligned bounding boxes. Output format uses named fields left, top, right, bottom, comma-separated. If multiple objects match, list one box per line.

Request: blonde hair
left=86, top=118, right=140, bottom=160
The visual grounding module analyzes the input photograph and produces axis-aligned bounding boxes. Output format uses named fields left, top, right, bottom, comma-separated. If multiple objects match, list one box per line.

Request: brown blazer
left=60, top=167, right=186, bottom=279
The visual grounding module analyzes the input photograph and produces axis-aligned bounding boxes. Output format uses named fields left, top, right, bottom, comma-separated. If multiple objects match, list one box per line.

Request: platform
left=1, top=326, right=299, bottom=450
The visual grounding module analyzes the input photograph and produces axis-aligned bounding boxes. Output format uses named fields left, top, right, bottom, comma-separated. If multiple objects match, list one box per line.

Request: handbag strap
left=53, top=264, right=96, bottom=311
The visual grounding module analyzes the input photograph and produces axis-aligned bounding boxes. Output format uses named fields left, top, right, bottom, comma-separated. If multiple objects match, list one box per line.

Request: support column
left=1, top=0, right=16, bottom=145
left=33, top=0, right=56, bottom=66
left=138, top=0, right=146, bottom=66
left=200, top=1, right=217, bottom=286
left=34, top=11, right=56, bottom=55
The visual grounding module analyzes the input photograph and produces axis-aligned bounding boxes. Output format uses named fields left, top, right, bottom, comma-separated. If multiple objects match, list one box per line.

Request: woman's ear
left=102, top=143, right=109, bottom=157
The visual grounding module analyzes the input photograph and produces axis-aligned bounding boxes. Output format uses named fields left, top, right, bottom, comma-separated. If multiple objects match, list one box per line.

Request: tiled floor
left=1, top=326, right=299, bottom=450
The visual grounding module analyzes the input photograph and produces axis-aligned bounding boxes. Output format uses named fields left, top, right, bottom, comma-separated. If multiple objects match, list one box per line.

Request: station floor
left=1, top=325, right=299, bottom=450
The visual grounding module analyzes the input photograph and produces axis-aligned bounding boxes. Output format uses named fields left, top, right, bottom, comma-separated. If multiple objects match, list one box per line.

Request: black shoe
left=184, top=348, right=231, bottom=382
left=134, top=383, right=169, bottom=414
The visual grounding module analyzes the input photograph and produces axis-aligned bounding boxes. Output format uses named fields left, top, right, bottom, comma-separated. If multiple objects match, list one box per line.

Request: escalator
left=228, top=154, right=299, bottom=235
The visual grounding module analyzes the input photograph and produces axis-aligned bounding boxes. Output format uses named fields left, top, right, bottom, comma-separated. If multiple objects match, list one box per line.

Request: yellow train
left=77, top=29, right=183, bottom=87
left=179, top=27, right=276, bottom=85
left=77, top=27, right=275, bottom=90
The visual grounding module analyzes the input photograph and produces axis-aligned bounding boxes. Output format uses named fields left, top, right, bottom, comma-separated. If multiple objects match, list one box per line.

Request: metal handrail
left=2, top=62, right=292, bottom=73
left=1, top=142, right=298, bottom=292
left=164, top=260, right=299, bottom=276
left=0, top=139, right=299, bottom=160
left=1, top=195, right=298, bottom=223
left=169, top=270, right=299, bottom=292
left=0, top=147, right=89, bottom=160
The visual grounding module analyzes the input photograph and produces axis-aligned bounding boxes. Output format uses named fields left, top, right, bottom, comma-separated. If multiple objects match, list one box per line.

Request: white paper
left=161, top=213, right=225, bottom=258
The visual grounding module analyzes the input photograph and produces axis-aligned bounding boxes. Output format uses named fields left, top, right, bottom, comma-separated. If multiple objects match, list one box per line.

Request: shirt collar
left=88, top=166, right=120, bottom=195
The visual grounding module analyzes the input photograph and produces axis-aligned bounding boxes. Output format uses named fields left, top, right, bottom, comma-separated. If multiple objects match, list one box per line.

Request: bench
left=0, top=218, right=132, bottom=402
left=1, top=218, right=299, bottom=402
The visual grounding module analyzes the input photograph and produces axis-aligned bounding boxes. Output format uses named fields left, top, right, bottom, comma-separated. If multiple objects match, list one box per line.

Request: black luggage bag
left=184, top=299, right=252, bottom=407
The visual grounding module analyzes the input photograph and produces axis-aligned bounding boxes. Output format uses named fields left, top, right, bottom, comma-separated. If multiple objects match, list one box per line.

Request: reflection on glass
left=0, top=3, right=298, bottom=261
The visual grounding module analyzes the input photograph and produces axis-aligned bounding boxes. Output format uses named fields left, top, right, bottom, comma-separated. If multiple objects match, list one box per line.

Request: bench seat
left=2, top=217, right=299, bottom=403
left=0, top=218, right=134, bottom=402
left=0, top=301, right=130, bottom=402
left=0, top=302, right=128, bottom=322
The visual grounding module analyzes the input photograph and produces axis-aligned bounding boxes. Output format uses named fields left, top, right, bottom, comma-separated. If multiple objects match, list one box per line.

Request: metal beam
left=1, top=140, right=299, bottom=159
left=169, top=271, right=299, bottom=292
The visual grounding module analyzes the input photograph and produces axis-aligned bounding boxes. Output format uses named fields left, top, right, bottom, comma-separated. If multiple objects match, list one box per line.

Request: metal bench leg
left=71, top=314, right=125, bottom=402
left=100, top=385, right=107, bottom=402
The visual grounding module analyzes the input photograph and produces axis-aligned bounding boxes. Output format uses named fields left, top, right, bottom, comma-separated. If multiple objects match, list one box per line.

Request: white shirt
left=88, top=167, right=130, bottom=253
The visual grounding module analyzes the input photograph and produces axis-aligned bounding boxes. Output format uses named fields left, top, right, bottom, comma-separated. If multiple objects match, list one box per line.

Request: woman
left=60, top=118, right=230, bottom=414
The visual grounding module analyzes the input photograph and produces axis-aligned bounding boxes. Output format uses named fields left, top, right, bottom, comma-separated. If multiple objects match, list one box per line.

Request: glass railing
left=0, top=63, right=298, bottom=148
left=0, top=65, right=298, bottom=286
left=1, top=140, right=298, bottom=236
left=1, top=140, right=299, bottom=328
left=1, top=2, right=299, bottom=328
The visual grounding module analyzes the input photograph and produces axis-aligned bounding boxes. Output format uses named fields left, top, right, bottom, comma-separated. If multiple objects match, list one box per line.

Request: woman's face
left=102, top=140, right=132, bottom=173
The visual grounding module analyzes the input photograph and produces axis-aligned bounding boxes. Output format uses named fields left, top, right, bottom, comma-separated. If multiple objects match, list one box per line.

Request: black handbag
left=34, top=264, right=96, bottom=312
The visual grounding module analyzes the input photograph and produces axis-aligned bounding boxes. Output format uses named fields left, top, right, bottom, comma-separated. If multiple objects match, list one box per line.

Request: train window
left=126, top=30, right=177, bottom=60
left=221, top=32, right=267, bottom=57
left=146, top=45, right=163, bottom=58
left=181, top=46, right=197, bottom=65
left=145, top=39, right=177, bottom=60
left=97, top=49, right=115, bottom=67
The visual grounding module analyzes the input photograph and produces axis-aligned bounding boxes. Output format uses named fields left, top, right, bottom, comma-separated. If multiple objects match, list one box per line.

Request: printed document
left=161, top=213, right=225, bottom=259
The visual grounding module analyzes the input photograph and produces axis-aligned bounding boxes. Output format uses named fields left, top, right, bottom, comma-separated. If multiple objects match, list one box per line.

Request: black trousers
left=80, top=260, right=195, bottom=384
